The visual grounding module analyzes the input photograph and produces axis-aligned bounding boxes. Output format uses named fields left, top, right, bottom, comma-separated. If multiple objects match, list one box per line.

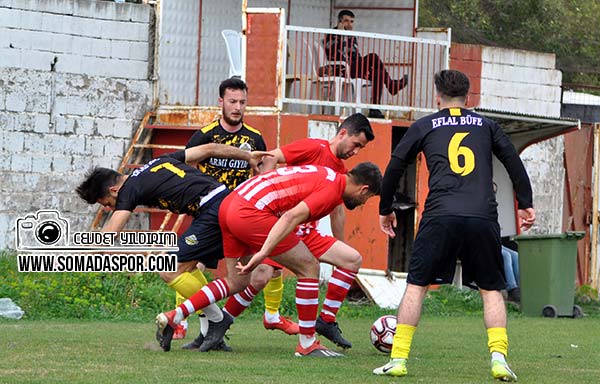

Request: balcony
left=281, top=25, right=450, bottom=118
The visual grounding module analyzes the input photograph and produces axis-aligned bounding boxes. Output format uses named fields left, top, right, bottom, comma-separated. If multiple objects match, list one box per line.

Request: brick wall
left=0, top=0, right=153, bottom=249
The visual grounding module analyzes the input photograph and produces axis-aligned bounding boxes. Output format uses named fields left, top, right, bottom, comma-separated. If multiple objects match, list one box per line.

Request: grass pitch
left=1, top=314, right=599, bottom=384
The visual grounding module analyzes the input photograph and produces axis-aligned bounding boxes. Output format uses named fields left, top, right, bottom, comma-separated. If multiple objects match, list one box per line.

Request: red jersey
left=234, top=165, right=345, bottom=222
left=281, top=138, right=347, bottom=174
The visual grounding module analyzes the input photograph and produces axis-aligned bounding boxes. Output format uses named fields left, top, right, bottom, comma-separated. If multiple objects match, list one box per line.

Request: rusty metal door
left=562, top=123, right=593, bottom=286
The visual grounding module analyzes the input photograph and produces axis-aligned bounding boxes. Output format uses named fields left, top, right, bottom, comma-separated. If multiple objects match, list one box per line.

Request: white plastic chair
left=311, top=39, right=353, bottom=115
left=313, top=39, right=371, bottom=115
left=221, top=29, right=243, bottom=78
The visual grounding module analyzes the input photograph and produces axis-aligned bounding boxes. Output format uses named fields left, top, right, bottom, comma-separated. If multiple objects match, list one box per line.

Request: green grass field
left=1, top=314, right=599, bottom=384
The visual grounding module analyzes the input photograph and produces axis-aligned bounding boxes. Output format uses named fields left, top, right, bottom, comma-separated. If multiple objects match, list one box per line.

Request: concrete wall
left=479, top=46, right=565, bottom=234
left=0, top=0, right=154, bottom=249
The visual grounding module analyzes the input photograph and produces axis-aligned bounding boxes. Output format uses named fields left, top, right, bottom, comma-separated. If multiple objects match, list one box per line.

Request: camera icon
left=16, top=210, right=70, bottom=250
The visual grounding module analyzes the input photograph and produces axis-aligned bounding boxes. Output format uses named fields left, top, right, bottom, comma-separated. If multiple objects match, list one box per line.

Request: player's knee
left=250, top=268, right=272, bottom=289
left=339, top=250, right=362, bottom=271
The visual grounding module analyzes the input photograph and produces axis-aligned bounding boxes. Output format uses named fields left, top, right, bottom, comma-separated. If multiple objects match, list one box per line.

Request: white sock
left=299, top=334, right=316, bottom=348
left=198, top=314, right=208, bottom=337
left=264, top=310, right=281, bottom=323
left=180, top=320, right=188, bottom=330
left=202, top=303, right=224, bottom=322
left=492, top=351, right=506, bottom=363
left=174, top=308, right=185, bottom=324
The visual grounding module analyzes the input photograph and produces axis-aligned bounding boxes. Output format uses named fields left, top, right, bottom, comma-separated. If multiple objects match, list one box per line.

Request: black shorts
left=407, top=216, right=505, bottom=290
left=176, top=188, right=229, bottom=268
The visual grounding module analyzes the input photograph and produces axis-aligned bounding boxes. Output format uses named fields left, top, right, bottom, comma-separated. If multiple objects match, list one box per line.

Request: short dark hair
left=219, top=77, right=248, bottom=98
left=338, top=113, right=375, bottom=141
left=434, top=70, right=470, bottom=100
left=337, top=9, right=355, bottom=21
left=76, top=167, right=121, bottom=204
left=348, top=162, right=382, bottom=195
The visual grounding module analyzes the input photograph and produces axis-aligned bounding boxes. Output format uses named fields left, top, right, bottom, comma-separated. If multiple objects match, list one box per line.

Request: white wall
left=480, top=46, right=565, bottom=234
left=0, top=0, right=153, bottom=249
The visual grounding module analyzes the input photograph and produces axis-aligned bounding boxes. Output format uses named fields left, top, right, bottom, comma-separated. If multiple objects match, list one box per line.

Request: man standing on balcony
left=373, top=69, right=535, bottom=381
left=324, top=9, right=409, bottom=119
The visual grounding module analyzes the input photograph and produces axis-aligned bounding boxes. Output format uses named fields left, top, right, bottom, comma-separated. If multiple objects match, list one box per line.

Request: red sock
left=180, top=279, right=229, bottom=317
left=224, top=285, right=258, bottom=318
left=296, top=278, right=319, bottom=335
left=320, top=268, right=357, bottom=323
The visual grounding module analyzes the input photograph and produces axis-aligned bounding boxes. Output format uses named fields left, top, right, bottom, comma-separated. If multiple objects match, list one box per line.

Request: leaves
left=420, top=0, right=600, bottom=84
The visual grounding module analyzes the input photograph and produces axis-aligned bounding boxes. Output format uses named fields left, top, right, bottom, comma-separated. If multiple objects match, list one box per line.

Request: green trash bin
left=512, top=231, right=585, bottom=318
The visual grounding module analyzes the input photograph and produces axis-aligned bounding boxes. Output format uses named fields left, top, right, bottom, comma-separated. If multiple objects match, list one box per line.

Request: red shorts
left=262, top=226, right=337, bottom=269
left=219, top=193, right=300, bottom=259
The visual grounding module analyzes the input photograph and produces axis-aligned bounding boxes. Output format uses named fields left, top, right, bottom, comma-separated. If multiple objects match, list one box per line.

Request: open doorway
left=387, top=125, right=416, bottom=272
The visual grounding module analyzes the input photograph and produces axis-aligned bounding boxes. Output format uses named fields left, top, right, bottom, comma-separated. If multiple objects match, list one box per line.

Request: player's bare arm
left=518, top=208, right=536, bottom=230
left=237, top=201, right=311, bottom=275
left=258, top=148, right=286, bottom=172
left=379, top=212, right=397, bottom=238
left=184, top=143, right=271, bottom=172
left=330, top=204, right=346, bottom=241
left=101, top=210, right=131, bottom=233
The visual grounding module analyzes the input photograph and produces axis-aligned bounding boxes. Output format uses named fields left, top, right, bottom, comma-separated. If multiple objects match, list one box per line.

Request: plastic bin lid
left=512, top=231, right=585, bottom=241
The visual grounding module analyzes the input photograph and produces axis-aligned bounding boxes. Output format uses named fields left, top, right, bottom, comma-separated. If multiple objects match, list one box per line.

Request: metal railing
left=281, top=25, right=450, bottom=117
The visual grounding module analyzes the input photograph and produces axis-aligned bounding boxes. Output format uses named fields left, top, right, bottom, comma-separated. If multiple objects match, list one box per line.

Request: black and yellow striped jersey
left=115, top=151, right=222, bottom=217
left=379, top=107, right=532, bottom=220
left=186, top=121, right=267, bottom=190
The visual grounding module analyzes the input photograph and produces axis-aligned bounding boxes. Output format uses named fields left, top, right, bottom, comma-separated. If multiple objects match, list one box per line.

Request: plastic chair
left=221, top=29, right=243, bottom=78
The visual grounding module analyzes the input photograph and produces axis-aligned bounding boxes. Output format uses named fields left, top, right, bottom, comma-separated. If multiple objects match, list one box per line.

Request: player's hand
left=379, top=213, right=397, bottom=238
left=236, top=252, right=266, bottom=275
left=249, top=151, right=273, bottom=173
left=518, top=207, right=536, bottom=231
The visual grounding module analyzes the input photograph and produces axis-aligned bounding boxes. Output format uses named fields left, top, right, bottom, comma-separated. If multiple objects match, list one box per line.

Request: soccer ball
left=370, top=315, right=397, bottom=353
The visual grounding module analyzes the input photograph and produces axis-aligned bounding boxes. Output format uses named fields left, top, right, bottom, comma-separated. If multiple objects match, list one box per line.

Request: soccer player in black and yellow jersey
left=76, top=144, right=270, bottom=352
left=181, top=78, right=298, bottom=349
left=373, top=70, right=535, bottom=381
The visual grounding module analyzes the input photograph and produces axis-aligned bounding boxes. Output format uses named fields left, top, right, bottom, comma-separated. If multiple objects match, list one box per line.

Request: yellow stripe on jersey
left=449, top=108, right=462, bottom=116
left=244, top=123, right=262, bottom=136
left=200, top=121, right=220, bottom=134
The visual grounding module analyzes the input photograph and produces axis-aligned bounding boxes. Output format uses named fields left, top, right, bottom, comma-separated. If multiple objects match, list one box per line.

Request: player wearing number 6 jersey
left=373, top=70, right=535, bottom=381
left=75, top=144, right=270, bottom=352
left=156, top=162, right=382, bottom=357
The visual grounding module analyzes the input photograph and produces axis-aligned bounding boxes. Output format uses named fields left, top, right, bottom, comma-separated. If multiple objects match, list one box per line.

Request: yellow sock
left=487, top=327, right=508, bottom=356
left=168, top=272, right=204, bottom=300
left=263, top=275, right=283, bottom=314
left=390, top=324, right=416, bottom=359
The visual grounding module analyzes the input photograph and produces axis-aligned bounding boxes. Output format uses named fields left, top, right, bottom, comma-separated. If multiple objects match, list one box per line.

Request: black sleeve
left=163, top=150, right=186, bottom=163
left=186, top=130, right=210, bottom=149
left=256, top=135, right=267, bottom=151
left=114, top=183, right=139, bottom=212
left=379, top=123, right=423, bottom=215
left=491, top=121, right=533, bottom=209
left=379, top=156, right=408, bottom=215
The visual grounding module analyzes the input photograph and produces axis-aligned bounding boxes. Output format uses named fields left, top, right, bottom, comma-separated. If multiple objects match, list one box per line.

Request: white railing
left=281, top=25, right=450, bottom=117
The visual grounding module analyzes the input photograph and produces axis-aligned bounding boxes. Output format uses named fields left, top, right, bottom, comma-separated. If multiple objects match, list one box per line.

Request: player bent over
left=76, top=144, right=270, bottom=352
left=223, top=112, right=375, bottom=348
left=156, top=162, right=382, bottom=357
left=373, top=69, right=535, bottom=381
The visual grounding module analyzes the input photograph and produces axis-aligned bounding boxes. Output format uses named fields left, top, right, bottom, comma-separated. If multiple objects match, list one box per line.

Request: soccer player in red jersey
left=223, top=113, right=374, bottom=349
left=156, top=162, right=382, bottom=357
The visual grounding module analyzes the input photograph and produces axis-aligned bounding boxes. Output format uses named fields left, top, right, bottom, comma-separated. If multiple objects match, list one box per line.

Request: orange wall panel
left=244, top=114, right=279, bottom=150
left=246, top=13, right=280, bottom=107
left=450, top=43, right=483, bottom=108
left=344, top=121, right=392, bottom=270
